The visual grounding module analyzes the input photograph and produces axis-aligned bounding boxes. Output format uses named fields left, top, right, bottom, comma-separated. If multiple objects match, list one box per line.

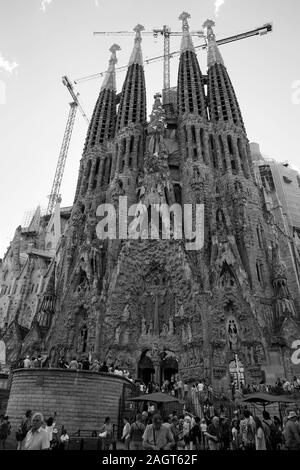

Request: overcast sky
left=0, top=0, right=299, bottom=257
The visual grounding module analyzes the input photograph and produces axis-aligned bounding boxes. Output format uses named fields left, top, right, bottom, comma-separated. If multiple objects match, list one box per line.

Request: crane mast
left=46, top=101, right=78, bottom=215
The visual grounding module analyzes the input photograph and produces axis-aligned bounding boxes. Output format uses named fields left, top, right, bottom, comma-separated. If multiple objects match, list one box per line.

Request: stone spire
left=83, top=44, right=120, bottom=152
left=202, top=19, right=224, bottom=68
left=116, top=24, right=146, bottom=131
left=177, top=11, right=207, bottom=118
left=128, top=24, right=144, bottom=66
left=179, top=11, right=195, bottom=53
left=100, top=43, right=120, bottom=91
left=204, top=18, right=247, bottom=136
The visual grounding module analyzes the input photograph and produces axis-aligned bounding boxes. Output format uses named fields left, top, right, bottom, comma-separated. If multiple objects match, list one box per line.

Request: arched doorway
left=229, top=354, right=245, bottom=389
left=160, top=356, right=178, bottom=383
left=138, top=351, right=155, bottom=385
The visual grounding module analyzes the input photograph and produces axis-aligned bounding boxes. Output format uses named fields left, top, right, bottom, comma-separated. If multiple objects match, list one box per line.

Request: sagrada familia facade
left=1, top=13, right=300, bottom=390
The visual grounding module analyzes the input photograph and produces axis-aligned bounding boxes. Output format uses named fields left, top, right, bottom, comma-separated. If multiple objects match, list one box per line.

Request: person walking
left=121, top=417, right=131, bottom=450
left=254, top=417, right=267, bottom=450
left=16, top=409, right=32, bottom=450
left=59, top=429, right=69, bottom=450
left=0, top=416, right=11, bottom=450
left=142, top=414, right=175, bottom=450
left=129, top=414, right=145, bottom=450
left=205, top=416, right=221, bottom=451
left=240, top=410, right=256, bottom=451
left=23, top=413, right=50, bottom=450
left=99, top=417, right=113, bottom=450
left=283, top=410, right=300, bottom=450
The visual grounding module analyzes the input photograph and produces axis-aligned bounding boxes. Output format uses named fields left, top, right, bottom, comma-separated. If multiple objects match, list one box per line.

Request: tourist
left=283, top=410, right=300, bottom=450
left=50, top=429, right=60, bottom=451
left=0, top=415, right=11, bottom=450
left=170, top=416, right=181, bottom=449
left=147, top=401, right=156, bottom=415
left=59, top=429, right=69, bottom=450
left=99, top=417, right=113, bottom=450
left=178, top=378, right=184, bottom=401
left=121, top=417, right=131, bottom=450
left=183, top=382, right=189, bottom=401
left=190, top=416, right=202, bottom=450
left=33, top=355, right=42, bottom=368
left=231, top=418, right=240, bottom=450
left=81, top=356, right=90, bottom=370
left=23, top=355, right=31, bottom=369
left=23, top=413, right=50, bottom=450
left=176, top=418, right=186, bottom=450
left=16, top=409, right=32, bottom=450
left=254, top=416, right=266, bottom=450
left=30, top=357, right=36, bottom=368
left=200, top=418, right=208, bottom=450
left=68, top=357, right=79, bottom=370
left=240, top=410, right=256, bottom=451
left=261, top=410, right=274, bottom=450
left=141, top=411, right=149, bottom=426
left=114, top=366, right=123, bottom=376
left=129, top=414, right=145, bottom=450
left=142, top=414, right=175, bottom=450
left=90, top=359, right=100, bottom=372
left=205, top=416, right=221, bottom=450
left=273, top=416, right=283, bottom=450
left=182, top=415, right=193, bottom=450
left=99, top=361, right=109, bottom=372
left=45, top=414, right=57, bottom=443
left=219, top=417, right=231, bottom=450
left=58, top=357, right=67, bottom=369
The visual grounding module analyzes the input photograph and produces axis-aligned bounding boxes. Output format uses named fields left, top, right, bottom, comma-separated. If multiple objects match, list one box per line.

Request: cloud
left=41, top=0, right=53, bottom=12
left=0, top=52, right=18, bottom=75
left=215, top=0, right=225, bottom=16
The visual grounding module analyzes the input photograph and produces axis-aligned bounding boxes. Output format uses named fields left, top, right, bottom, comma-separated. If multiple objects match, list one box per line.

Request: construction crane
left=92, top=27, right=205, bottom=91
left=46, top=77, right=90, bottom=215
left=76, top=23, right=272, bottom=89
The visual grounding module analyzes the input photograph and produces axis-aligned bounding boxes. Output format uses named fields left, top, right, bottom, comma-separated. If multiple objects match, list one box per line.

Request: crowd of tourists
left=3, top=401, right=300, bottom=451
left=112, top=405, right=300, bottom=451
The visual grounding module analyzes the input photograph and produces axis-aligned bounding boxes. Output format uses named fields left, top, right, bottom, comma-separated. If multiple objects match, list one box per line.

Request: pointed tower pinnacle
left=203, top=19, right=224, bottom=68
left=83, top=44, right=120, bottom=154
left=128, top=24, right=144, bottom=66
left=179, top=11, right=195, bottom=53
left=101, top=43, right=121, bottom=91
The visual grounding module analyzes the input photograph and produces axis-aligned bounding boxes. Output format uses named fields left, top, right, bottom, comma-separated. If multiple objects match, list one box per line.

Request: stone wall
left=6, top=369, right=135, bottom=443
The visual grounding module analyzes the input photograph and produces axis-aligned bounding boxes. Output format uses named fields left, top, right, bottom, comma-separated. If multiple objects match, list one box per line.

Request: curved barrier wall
left=6, top=369, right=135, bottom=442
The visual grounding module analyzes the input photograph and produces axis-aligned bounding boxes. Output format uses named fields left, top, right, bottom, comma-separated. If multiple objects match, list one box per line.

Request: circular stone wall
left=6, top=369, right=135, bottom=443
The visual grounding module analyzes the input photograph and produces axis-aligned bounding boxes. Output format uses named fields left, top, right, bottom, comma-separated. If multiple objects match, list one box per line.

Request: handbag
left=99, top=431, right=107, bottom=438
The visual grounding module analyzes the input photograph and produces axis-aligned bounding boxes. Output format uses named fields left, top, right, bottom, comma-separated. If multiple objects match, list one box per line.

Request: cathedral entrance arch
left=160, top=356, right=178, bottom=383
left=138, top=351, right=155, bottom=385
left=229, top=354, right=245, bottom=389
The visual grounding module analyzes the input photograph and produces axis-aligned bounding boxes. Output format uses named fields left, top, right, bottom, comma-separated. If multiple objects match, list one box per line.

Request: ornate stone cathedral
left=1, top=13, right=300, bottom=390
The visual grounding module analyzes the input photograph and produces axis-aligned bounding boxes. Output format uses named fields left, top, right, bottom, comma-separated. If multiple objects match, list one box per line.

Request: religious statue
left=227, top=318, right=239, bottom=351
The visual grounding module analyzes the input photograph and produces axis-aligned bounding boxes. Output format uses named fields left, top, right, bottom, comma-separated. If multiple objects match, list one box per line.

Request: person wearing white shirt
left=24, top=413, right=50, bottom=450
